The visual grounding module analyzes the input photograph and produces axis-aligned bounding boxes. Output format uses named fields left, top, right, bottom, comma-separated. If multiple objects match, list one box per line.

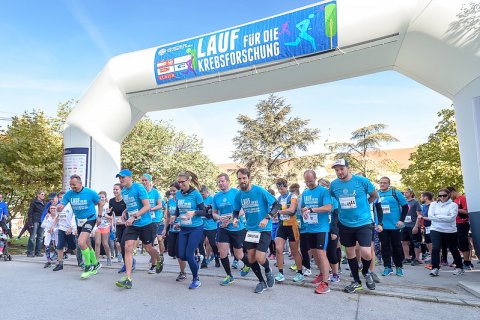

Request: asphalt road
left=2, top=260, right=479, bottom=320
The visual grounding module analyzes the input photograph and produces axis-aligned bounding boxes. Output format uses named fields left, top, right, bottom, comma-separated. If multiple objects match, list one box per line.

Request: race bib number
left=77, top=218, right=87, bottom=227
left=340, top=196, right=357, bottom=209
left=59, top=213, right=67, bottom=220
left=280, top=214, right=291, bottom=221
left=404, top=216, right=412, bottom=223
left=245, top=231, right=261, bottom=243
left=425, top=226, right=431, bottom=234
left=307, top=213, right=318, bottom=224
left=180, top=215, right=192, bottom=226
left=382, top=205, right=391, bottom=214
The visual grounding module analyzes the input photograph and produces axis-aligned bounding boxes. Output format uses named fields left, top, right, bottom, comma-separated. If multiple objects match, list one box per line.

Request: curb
left=10, top=257, right=480, bottom=307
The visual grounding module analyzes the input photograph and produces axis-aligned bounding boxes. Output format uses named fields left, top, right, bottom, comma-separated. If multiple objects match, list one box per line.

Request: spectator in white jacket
left=425, top=188, right=464, bottom=277
left=41, top=205, right=58, bottom=268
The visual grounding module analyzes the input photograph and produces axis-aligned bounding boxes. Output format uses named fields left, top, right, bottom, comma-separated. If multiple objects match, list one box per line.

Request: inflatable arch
left=64, top=0, right=480, bottom=251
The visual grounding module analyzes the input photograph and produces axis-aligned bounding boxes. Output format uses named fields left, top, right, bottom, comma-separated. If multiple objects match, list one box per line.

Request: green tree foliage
left=401, top=107, right=463, bottom=193
left=231, top=94, right=323, bottom=187
left=0, top=110, right=63, bottom=221
left=330, top=124, right=399, bottom=179
left=121, top=118, right=219, bottom=192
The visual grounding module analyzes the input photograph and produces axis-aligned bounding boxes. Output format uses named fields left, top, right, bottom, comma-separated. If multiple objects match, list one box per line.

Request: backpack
left=391, top=187, right=400, bottom=206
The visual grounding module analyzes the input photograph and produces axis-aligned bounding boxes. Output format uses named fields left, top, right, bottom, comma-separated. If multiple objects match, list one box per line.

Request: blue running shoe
left=232, top=259, right=239, bottom=269
left=240, top=265, right=251, bottom=277
left=382, top=267, right=393, bottom=276
left=395, top=267, right=404, bottom=277
left=220, top=275, right=235, bottom=286
left=118, top=264, right=126, bottom=273
left=189, top=278, right=202, bottom=289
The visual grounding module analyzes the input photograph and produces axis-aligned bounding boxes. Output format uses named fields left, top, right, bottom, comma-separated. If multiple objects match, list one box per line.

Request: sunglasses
left=438, top=194, right=449, bottom=198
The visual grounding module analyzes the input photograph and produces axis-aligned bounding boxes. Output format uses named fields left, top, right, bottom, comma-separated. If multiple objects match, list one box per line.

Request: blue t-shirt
left=213, top=188, right=244, bottom=232
left=167, top=198, right=180, bottom=233
left=330, top=175, right=375, bottom=227
left=301, top=185, right=333, bottom=233
left=122, top=182, right=151, bottom=227
left=234, top=185, right=276, bottom=232
left=202, top=195, right=217, bottom=230
left=62, top=187, right=100, bottom=220
left=296, top=196, right=308, bottom=234
left=147, top=188, right=162, bottom=223
left=176, top=189, right=204, bottom=228
left=378, top=188, right=407, bottom=230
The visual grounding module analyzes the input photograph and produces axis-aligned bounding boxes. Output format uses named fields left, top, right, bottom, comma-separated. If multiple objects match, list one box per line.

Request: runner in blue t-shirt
left=378, top=176, right=409, bottom=277
left=141, top=173, right=165, bottom=274
left=301, top=171, right=333, bottom=294
left=212, top=173, right=251, bottom=286
left=233, top=168, right=280, bottom=294
left=330, top=159, right=381, bottom=293
left=166, top=182, right=187, bottom=282
left=115, top=169, right=162, bottom=289
left=57, top=174, right=103, bottom=279
left=198, top=185, right=220, bottom=269
left=173, top=171, right=207, bottom=290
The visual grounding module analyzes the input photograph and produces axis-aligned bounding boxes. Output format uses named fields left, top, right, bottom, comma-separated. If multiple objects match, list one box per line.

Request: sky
left=0, top=0, right=452, bottom=164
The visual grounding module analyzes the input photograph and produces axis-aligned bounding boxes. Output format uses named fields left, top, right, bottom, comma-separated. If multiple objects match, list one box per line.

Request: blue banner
left=154, top=1, right=337, bottom=85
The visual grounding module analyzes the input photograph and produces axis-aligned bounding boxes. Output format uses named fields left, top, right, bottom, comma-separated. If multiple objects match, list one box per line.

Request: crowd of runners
left=5, top=158, right=475, bottom=294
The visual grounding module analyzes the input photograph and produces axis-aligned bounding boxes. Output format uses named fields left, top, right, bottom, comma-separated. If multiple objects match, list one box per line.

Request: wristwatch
left=309, top=208, right=313, bottom=213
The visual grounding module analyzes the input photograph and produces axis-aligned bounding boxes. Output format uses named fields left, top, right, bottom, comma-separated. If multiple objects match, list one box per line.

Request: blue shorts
left=156, top=224, right=165, bottom=236
left=271, top=222, right=279, bottom=240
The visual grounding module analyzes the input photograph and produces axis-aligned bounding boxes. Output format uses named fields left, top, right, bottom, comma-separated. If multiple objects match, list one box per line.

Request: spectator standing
left=26, top=190, right=46, bottom=257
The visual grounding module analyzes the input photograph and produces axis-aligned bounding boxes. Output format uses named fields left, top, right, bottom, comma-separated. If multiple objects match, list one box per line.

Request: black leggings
left=431, top=230, right=463, bottom=269
left=115, top=225, right=126, bottom=262
left=379, top=229, right=404, bottom=268
left=167, top=232, right=180, bottom=258
left=198, top=229, right=219, bottom=257
left=300, top=233, right=311, bottom=269
left=326, top=235, right=339, bottom=264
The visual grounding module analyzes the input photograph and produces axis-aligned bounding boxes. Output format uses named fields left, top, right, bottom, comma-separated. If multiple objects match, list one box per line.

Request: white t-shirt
left=58, top=203, right=75, bottom=232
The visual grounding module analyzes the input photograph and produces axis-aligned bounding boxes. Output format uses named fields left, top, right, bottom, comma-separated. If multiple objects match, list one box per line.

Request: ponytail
left=178, top=170, right=200, bottom=189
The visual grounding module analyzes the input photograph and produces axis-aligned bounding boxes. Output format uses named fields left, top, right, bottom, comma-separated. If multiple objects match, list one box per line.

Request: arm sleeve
left=268, top=201, right=281, bottom=217
left=375, top=202, right=383, bottom=225
left=174, top=206, right=180, bottom=217
left=400, top=204, right=409, bottom=222
left=330, top=208, right=339, bottom=235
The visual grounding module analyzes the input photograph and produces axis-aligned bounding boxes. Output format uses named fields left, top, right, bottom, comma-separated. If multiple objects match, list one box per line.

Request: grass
left=6, top=236, right=28, bottom=255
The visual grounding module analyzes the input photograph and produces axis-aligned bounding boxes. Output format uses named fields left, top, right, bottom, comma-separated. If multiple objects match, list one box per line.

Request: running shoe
left=289, top=264, right=298, bottom=271
left=395, top=267, right=404, bottom=277
left=240, top=265, right=251, bottom=277
left=81, top=265, right=94, bottom=279
left=303, top=268, right=312, bottom=276
left=91, top=262, right=102, bottom=275
left=118, top=264, right=126, bottom=273
left=275, top=273, right=285, bottom=282
left=344, top=281, right=363, bottom=293
left=53, top=264, right=63, bottom=271
left=220, top=275, right=235, bottom=286
left=411, top=259, right=423, bottom=266
left=265, top=271, right=275, bottom=288
left=156, top=255, right=164, bottom=273
left=189, top=278, right=202, bottom=289
left=370, top=272, right=381, bottom=283
left=215, top=257, right=221, bottom=268
left=254, top=281, right=267, bottom=294
left=44, top=261, right=52, bottom=268
left=176, top=272, right=187, bottom=282
left=115, top=276, right=132, bottom=289
left=311, top=273, right=323, bottom=284
left=463, top=262, right=474, bottom=270
left=148, top=266, right=156, bottom=274
left=315, top=281, right=330, bottom=294
left=424, top=264, right=433, bottom=270
left=329, top=273, right=340, bottom=283
left=382, top=267, right=393, bottom=276
left=117, top=255, right=122, bottom=263
left=201, top=259, right=208, bottom=269
left=232, top=259, right=239, bottom=269
left=293, top=273, right=305, bottom=283
left=453, top=268, right=465, bottom=276
left=132, top=258, right=136, bottom=271
left=403, top=258, right=412, bottom=264
left=364, top=273, right=375, bottom=290
left=429, top=268, right=440, bottom=277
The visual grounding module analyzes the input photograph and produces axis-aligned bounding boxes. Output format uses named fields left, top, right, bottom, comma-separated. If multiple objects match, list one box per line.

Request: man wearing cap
left=57, top=175, right=104, bottom=279
left=330, top=159, right=381, bottom=293
left=115, top=169, right=162, bottom=289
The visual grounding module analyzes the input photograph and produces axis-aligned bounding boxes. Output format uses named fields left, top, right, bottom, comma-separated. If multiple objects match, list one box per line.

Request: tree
left=330, top=124, right=399, bottom=178
left=231, top=94, right=323, bottom=187
left=401, top=107, right=463, bottom=193
left=0, top=110, right=63, bottom=222
left=121, top=118, right=219, bottom=191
